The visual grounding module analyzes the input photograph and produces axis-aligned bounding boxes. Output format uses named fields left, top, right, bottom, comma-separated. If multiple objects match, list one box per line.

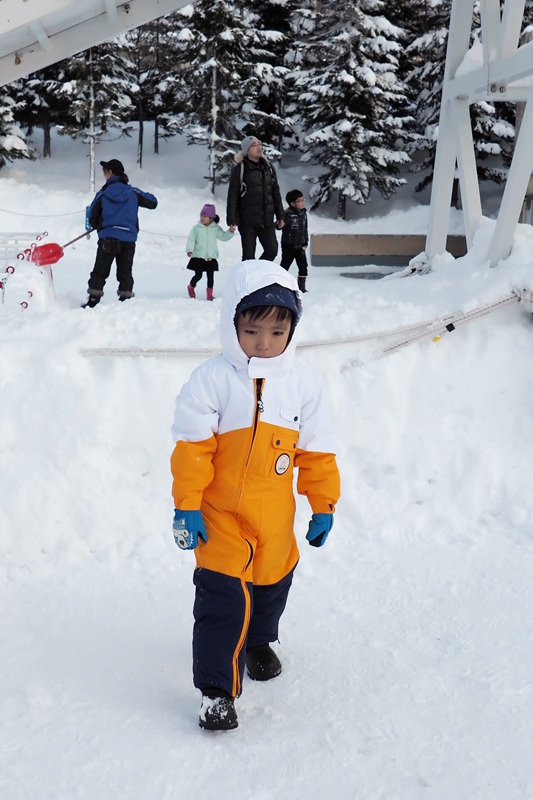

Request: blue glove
left=306, top=513, right=334, bottom=548
left=173, top=509, right=208, bottom=550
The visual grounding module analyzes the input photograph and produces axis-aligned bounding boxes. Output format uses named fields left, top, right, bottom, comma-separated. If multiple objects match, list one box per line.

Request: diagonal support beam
left=488, top=78, right=533, bottom=265
left=452, top=97, right=482, bottom=247
left=426, top=0, right=476, bottom=257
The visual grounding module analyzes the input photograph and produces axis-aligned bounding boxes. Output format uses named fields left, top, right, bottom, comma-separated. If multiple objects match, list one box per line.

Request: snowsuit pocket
left=266, top=432, right=298, bottom=479
left=101, top=237, right=122, bottom=255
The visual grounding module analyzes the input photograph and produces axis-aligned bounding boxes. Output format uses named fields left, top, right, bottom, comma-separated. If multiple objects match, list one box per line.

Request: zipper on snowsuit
left=244, top=377, right=264, bottom=467
left=232, top=378, right=264, bottom=696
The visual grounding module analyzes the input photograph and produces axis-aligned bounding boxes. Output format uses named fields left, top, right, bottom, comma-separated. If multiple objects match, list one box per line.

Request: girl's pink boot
left=187, top=284, right=196, bottom=298
left=206, top=288, right=214, bottom=301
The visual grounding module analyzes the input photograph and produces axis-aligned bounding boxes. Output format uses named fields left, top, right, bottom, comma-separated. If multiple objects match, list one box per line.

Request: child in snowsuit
left=170, top=259, right=341, bottom=731
left=185, top=203, right=234, bottom=300
left=280, top=190, right=309, bottom=293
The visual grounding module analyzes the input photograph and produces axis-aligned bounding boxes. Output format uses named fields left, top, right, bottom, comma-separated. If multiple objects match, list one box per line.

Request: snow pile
left=2, top=133, right=533, bottom=799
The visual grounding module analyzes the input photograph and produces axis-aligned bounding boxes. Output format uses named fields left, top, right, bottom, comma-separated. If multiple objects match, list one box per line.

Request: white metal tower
left=428, top=0, right=533, bottom=267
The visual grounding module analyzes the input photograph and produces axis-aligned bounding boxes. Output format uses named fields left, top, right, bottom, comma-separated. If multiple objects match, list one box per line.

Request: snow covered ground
left=2, top=130, right=533, bottom=799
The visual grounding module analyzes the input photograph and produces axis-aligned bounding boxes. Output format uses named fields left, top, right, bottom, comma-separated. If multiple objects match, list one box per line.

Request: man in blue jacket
left=83, top=159, right=158, bottom=308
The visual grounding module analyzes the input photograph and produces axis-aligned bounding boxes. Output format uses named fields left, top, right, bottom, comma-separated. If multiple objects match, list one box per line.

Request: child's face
left=200, top=215, right=213, bottom=225
left=236, top=308, right=292, bottom=359
left=291, top=196, right=305, bottom=209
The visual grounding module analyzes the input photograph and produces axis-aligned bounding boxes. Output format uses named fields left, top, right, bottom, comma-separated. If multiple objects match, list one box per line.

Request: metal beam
left=0, top=0, right=74, bottom=35
left=452, top=97, right=482, bottom=247
left=0, top=0, right=190, bottom=87
left=488, top=78, right=533, bottom=265
left=497, top=0, right=526, bottom=59
left=445, top=39, right=533, bottom=101
left=480, top=0, right=501, bottom=65
left=426, top=0, right=476, bottom=258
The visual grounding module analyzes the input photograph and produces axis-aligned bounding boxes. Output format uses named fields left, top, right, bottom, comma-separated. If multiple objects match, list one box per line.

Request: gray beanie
left=241, top=135, right=260, bottom=156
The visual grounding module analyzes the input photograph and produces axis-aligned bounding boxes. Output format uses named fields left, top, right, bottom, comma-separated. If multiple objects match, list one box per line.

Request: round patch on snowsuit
left=275, top=453, right=291, bottom=475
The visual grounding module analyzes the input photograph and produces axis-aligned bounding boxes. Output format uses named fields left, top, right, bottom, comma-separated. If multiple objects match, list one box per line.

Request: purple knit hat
left=200, top=204, right=216, bottom=219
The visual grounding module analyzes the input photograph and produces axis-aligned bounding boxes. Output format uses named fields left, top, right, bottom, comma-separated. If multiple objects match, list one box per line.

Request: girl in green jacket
left=186, top=204, right=235, bottom=300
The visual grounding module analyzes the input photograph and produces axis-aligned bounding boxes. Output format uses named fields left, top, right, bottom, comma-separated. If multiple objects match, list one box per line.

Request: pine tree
left=294, top=0, right=412, bottom=218
left=0, top=92, right=32, bottom=169
left=150, top=14, right=186, bottom=154
left=175, top=0, right=262, bottom=191
left=10, top=64, right=75, bottom=158
left=56, top=44, right=136, bottom=189
left=121, top=16, right=184, bottom=167
left=240, top=0, right=298, bottom=151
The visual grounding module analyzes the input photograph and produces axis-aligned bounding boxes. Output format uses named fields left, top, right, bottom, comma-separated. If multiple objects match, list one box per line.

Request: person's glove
left=306, top=513, right=334, bottom=548
left=173, top=509, right=208, bottom=550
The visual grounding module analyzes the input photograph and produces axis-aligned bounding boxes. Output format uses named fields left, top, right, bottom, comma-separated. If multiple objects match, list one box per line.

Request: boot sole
left=199, top=717, right=238, bottom=731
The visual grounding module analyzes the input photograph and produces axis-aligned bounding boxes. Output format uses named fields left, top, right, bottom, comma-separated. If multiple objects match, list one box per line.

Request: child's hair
left=286, top=189, right=304, bottom=205
left=234, top=283, right=302, bottom=342
left=237, top=305, right=294, bottom=326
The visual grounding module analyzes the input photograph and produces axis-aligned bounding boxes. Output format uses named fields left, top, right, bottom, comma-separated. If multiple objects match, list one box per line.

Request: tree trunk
left=337, top=192, right=346, bottom=220
left=153, top=20, right=160, bottom=156
left=88, top=50, right=96, bottom=192
left=43, top=124, right=51, bottom=158
left=137, top=99, right=144, bottom=168
left=209, top=63, right=217, bottom=194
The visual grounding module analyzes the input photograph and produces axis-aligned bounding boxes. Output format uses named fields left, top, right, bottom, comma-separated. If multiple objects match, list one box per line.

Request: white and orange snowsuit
left=171, top=260, right=340, bottom=697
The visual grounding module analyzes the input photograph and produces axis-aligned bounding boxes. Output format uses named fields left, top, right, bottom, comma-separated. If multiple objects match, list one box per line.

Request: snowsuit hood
left=220, top=260, right=302, bottom=379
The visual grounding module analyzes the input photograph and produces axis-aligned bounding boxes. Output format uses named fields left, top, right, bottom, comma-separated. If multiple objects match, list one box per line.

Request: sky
left=2, top=129, right=533, bottom=800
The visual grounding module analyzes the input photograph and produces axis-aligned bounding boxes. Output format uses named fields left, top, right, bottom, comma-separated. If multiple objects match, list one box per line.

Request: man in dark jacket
left=83, top=159, right=158, bottom=308
left=226, top=136, right=285, bottom=261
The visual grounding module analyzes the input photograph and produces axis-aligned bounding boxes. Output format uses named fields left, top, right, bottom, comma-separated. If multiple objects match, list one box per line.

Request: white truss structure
left=0, top=0, right=191, bottom=88
left=428, top=0, right=533, bottom=267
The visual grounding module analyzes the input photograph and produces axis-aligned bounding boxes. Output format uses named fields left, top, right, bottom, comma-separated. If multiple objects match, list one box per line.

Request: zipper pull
left=256, top=378, right=264, bottom=413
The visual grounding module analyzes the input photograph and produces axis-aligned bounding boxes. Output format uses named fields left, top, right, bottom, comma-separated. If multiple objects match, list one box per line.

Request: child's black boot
left=245, top=644, right=282, bottom=681
left=199, top=688, right=238, bottom=731
left=297, top=276, right=307, bottom=293
left=81, top=291, right=102, bottom=308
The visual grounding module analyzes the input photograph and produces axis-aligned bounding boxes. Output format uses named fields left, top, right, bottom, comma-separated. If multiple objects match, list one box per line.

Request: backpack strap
left=240, top=161, right=246, bottom=197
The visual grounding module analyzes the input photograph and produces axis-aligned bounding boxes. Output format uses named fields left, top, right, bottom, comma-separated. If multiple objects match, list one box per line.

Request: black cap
left=100, top=159, right=124, bottom=176
left=235, top=283, right=302, bottom=321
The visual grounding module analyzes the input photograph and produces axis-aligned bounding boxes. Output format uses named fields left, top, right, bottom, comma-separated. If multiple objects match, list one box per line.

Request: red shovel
left=28, top=230, right=93, bottom=266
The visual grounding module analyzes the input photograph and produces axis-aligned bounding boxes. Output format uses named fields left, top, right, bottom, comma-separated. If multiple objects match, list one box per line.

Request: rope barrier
left=79, top=289, right=528, bottom=359
left=341, top=290, right=526, bottom=371
left=141, top=229, right=188, bottom=240
left=0, top=207, right=86, bottom=218
left=80, top=346, right=221, bottom=358
left=383, top=292, right=522, bottom=354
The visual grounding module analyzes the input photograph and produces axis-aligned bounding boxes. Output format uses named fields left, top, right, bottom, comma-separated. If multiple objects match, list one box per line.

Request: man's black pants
left=239, top=225, right=278, bottom=261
